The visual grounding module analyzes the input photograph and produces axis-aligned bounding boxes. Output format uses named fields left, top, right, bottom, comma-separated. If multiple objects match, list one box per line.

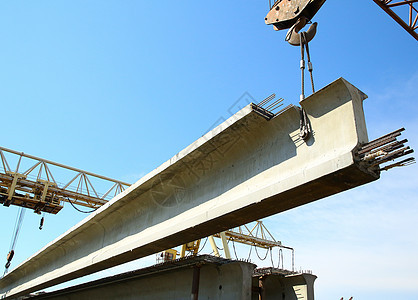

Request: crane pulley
left=265, top=0, right=325, bottom=31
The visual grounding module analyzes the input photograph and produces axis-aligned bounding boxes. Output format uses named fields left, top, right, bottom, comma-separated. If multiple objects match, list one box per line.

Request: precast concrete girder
left=0, top=78, right=380, bottom=299
left=28, top=256, right=257, bottom=300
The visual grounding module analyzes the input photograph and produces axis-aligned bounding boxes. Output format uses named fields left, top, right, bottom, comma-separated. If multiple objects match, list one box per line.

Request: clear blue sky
left=0, top=1, right=417, bottom=299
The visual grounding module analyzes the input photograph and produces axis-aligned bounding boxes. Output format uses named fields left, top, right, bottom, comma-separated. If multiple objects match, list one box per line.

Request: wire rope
left=270, top=246, right=275, bottom=267
left=232, top=240, right=239, bottom=260
left=247, top=244, right=253, bottom=261
left=9, top=207, right=25, bottom=252
left=67, top=197, right=98, bottom=214
left=4, top=207, right=26, bottom=275
left=197, top=238, right=208, bottom=255
left=279, top=248, right=285, bottom=269
left=254, top=244, right=270, bottom=261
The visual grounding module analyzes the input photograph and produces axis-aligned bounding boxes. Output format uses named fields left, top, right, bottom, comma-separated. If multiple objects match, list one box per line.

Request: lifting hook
left=285, top=18, right=318, bottom=46
left=5, top=250, right=14, bottom=269
left=39, top=216, right=44, bottom=230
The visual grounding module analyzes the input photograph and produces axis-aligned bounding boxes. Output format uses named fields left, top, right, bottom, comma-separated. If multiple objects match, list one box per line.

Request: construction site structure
left=265, top=0, right=418, bottom=41
left=0, top=146, right=130, bottom=214
left=0, top=78, right=414, bottom=300
left=158, top=221, right=295, bottom=271
left=1, top=145, right=294, bottom=278
left=0, top=146, right=131, bottom=274
left=24, top=255, right=316, bottom=300
left=372, top=0, right=418, bottom=41
left=0, top=2, right=416, bottom=299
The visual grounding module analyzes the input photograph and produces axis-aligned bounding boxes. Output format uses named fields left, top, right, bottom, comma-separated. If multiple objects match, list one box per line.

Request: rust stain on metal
left=265, top=0, right=326, bottom=31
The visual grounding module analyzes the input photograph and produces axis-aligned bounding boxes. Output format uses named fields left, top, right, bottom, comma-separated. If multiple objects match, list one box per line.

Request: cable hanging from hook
left=4, top=207, right=26, bottom=275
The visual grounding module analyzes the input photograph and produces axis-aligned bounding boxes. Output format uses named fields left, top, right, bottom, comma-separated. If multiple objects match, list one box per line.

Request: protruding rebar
left=359, top=128, right=414, bottom=172
left=265, top=98, right=284, bottom=110
left=258, top=93, right=276, bottom=107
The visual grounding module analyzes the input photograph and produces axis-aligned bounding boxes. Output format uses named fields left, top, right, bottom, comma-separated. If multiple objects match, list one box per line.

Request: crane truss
left=373, top=0, right=418, bottom=41
left=0, top=146, right=131, bottom=214
left=213, top=221, right=283, bottom=249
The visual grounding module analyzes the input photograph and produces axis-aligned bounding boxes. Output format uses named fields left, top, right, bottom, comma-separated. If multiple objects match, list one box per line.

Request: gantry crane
left=0, top=146, right=131, bottom=273
left=158, top=220, right=295, bottom=271
left=0, top=146, right=130, bottom=214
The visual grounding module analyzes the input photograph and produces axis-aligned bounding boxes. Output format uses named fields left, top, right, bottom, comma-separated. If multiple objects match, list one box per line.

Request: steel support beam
left=0, top=78, right=380, bottom=299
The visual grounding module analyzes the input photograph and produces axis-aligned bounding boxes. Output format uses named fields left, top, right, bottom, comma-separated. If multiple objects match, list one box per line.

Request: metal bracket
left=4, top=173, right=26, bottom=207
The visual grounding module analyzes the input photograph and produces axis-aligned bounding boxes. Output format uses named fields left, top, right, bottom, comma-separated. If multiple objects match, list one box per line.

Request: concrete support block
left=28, top=256, right=256, bottom=300
left=257, top=273, right=317, bottom=300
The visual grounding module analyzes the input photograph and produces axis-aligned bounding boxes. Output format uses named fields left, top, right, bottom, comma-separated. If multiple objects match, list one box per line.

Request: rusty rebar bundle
left=358, top=128, right=415, bottom=171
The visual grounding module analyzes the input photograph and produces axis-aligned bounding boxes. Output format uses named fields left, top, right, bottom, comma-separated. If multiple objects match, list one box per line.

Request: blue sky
left=0, top=1, right=417, bottom=299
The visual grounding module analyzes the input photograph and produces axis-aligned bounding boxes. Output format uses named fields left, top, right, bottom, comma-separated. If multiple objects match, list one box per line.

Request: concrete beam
left=29, top=256, right=256, bottom=300
left=0, top=78, right=379, bottom=299
left=257, top=270, right=317, bottom=300
left=28, top=256, right=317, bottom=300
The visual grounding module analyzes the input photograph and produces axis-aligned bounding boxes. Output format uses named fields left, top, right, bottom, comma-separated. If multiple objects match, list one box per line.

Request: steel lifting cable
left=254, top=244, right=270, bottom=261
left=298, top=32, right=313, bottom=141
left=300, top=32, right=306, bottom=101
left=278, top=248, right=284, bottom=269
left=232, top=240, right=239, bottom=260
left=299, top=108, right=310, bottom=141
left=196, top=238, right=208, bottom=255
left=67, top=197, right=98, bottom=214
left=299, top=28, right=315, bottom=99
left=304, top=32, right=315, bottom=94
left=4, top=207, right=26, bottom=274
left=269, top=246, right=275, bottom=267
left=247, top=244, right=253, bottom=261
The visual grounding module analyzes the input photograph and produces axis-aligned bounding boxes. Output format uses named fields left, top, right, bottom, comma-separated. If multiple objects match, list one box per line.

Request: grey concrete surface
left=0, top=78, right=379, bottom=299
left=28, top=256, right=256, bottom=300
left=257, top=273, right=317, bottom=300
left=27, top=256, right=315, bottom=300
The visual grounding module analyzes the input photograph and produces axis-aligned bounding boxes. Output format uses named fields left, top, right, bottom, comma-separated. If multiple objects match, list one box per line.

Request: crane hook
left=39, top=216, right=44, bottom=230
left=286, top=20, right=318, bottom=46
left=5, top=250, right=14, bottom=269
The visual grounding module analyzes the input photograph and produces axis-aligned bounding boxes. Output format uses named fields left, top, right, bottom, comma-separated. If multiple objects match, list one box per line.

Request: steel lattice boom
left=213, top=221, right=283, bottom=249
left=0, top=147, right=131, bottom=214
left=373, top=0, right=418, bottom=41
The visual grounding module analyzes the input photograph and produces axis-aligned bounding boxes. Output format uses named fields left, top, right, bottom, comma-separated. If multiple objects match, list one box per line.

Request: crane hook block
left=265, top=0, right=326, bottom=31
left=39, top=216, right=44, bottom=230
left=5, top=250, right=14, bottom=269
left=286, top=22, right=318, bottom=46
